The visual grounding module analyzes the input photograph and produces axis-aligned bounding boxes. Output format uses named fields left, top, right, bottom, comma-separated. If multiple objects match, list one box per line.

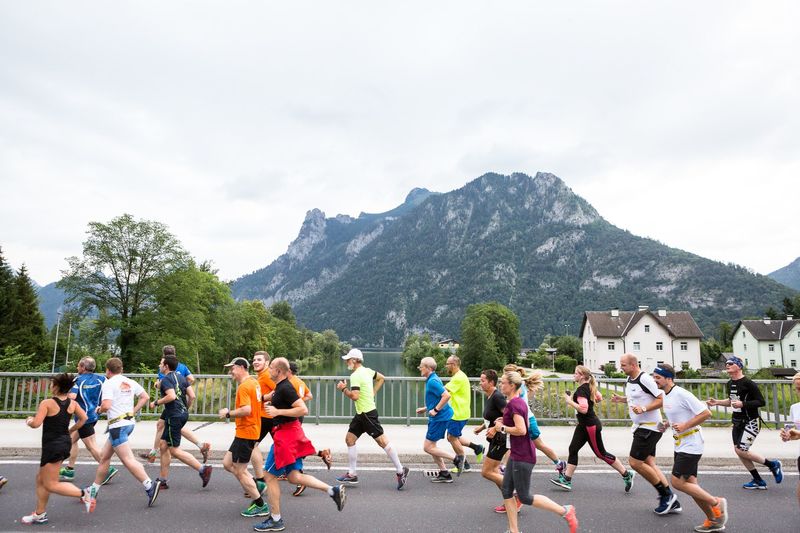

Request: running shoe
left=693, top=519, right=724, bottom=532
left=200, top=442, right=211, bottom=464
left=199, top=465, right=213, bottom=488
left=318, top=448, right=333, bottom=469
left=59, top=467, right=75, bottom=481
left=396, top=466, right=409, bottom=490
left=21, top=511, right=48, bottom=525
left=101, top=466, right=118, bottom=486
left=562, top=504, right=578, bottom=533
left=768, top=459, right=783, bottom=484
left=555, top=460, right=567, bottom=475
left=253, top=516, right=285, bottom=532
left=549, top=474, right=572, bottom=491
left=499, top=463, right=505, bottom=474
left=431, top=471, right=454, bottom=483
left=292, top=484, right=306, bottom=497
left=668, top=500, right=683, bottom=514
left=80, top=488, right=96, bottom=513
left=140, top=449, right=158, bottom=464
left=654, top=492, right=677, bottom=515
left=742, top=479, right=767, bottom=490
left=475, top=444, right=485, bottom=463
left=453, top=455, right=465, bottom=477
left=713, top=497, right=728, bottom=528
left=146, top=479, right=161, bottom=507
left=240, top=502, right=270, bottom=517
left=331, top=484, right=346, bottom=511
left=335, top=473, right=359, bottom=485
left=0, top=475, right=7, bottom=490
left=155, top=477, right=169, bottom=490
left=623, top=470, right=635, bottom=493
left=494, top=497, right=523, bottom=513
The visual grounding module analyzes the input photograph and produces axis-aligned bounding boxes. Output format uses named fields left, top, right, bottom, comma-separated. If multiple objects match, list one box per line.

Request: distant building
left=580, top=307, right=703, bottom=373
left=731, top=316, right=800, bottom=370
left=437, top=339, right=460, bottom=351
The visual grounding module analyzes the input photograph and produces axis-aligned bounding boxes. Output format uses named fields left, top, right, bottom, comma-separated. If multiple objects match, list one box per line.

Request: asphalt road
left=0, top=461, right=796, bottom=532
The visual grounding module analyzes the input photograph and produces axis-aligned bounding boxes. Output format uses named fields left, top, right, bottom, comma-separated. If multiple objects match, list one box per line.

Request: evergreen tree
left=459, top=312, right=502, bottom=376
left=6, top=265, right=47, bottom=360
left=0, top=246, right=16, bottom=350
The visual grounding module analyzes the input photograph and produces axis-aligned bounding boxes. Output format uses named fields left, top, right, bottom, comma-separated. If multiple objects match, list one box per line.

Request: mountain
left=37, top=282, right=67, bottom=328
left=232, top=172, right=797, bottom=347
left=769, top=257, right=800, bottom=290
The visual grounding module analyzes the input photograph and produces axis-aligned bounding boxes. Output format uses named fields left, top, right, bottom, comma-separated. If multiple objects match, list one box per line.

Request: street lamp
left=51, top=310, right=62, bottom=373
left=564, top=323, right=569, bottom=337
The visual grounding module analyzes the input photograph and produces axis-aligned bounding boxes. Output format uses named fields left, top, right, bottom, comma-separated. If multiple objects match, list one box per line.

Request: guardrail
left=1, top=373, right=797, bottom=426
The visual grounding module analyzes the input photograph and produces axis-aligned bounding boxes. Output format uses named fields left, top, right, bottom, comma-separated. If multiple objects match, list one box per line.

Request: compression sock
left=467, top=442, right=481, bottom=453
left=383, top=443, right=403, bottom=473
left=750, top=469, right=763, bottom=482
left=347, top=445, right=358, bottom=475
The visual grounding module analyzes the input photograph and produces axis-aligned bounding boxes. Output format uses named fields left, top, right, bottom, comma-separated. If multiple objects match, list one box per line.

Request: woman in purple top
left=495, top=371, right=578, bottom=533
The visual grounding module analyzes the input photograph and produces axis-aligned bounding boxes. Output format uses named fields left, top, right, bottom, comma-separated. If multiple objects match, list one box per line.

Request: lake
left=299, top=351, right=414, bottom=377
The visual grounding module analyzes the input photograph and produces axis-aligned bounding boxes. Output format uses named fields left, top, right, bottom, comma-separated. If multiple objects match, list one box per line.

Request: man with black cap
left=218, top=357, right=266, bottom=518
left=707, top=355, right=783, bottom=489
left=335, top=348, right=409, bottom=489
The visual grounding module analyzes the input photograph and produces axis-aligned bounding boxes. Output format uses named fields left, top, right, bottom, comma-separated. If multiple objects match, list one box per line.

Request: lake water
left=300, top=351, right=414, bottom=377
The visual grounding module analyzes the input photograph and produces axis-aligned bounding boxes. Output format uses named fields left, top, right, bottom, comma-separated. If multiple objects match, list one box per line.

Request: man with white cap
left=335, top=348, right=409, bottom=490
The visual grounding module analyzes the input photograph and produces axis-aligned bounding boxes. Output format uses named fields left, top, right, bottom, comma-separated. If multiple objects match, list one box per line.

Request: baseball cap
left=725, top=356, right=744, bottom=369
left=223, top=357, right=250, bottom=369
left=342, top=348, right=364, bottom=361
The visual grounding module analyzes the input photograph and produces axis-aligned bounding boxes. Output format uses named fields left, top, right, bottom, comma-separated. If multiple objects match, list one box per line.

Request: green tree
left=718, top=322, right=734, bottom=350
left=0, top=246, right=16, bottom=350
left=457, top=302, right=520, bottom=375
left=402, top=333, right=446, bottom=371
left=553, top=335, right=583, bottom=363
left=270, top=301, right=296, bottom=325
left=5, top=265, right=48, bottom=363
left=58, top=214, right=188, bottom=362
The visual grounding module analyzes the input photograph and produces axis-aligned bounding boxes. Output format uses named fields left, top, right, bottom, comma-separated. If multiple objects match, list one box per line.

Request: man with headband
left=653, top=364, right=728, bottom=532
left=707, top=355, right=782, bottom=489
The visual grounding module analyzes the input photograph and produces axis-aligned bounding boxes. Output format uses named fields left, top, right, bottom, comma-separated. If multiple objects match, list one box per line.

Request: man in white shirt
left=779, top=372, right=800, bottom=507
left=654, top=364, right=728, bottom=533
left=85, top=357, right=161, bottom=507
left=611, top=354, right=679, bottom=515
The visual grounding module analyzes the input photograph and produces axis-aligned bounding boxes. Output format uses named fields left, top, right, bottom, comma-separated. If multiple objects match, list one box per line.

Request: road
left=0, top=461, right=796, bottom=532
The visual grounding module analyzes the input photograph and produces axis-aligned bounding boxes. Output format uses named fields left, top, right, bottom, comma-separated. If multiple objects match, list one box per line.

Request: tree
left=5, top=265, right=48, bottom=362
left=553, top=335, right=583, bottom=363
left=718, top=321, right=733, bottom=350
left=0, top=246, right=16, bottom=350
left=270, top=301, right=296, bottom=325
left=457, top=302, right=521, bottom=375
left=58, top=214, right=188, bottom=361
left=402, top=333, right=447, bottom=371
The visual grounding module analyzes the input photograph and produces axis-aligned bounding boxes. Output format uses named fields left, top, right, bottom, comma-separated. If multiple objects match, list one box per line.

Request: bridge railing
left=1, top=373, right=797, bottom=426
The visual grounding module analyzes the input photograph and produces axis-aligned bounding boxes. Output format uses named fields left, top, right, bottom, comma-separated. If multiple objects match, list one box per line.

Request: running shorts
left=486, top=433, right=508, bottom=461
left=672, top=451, right=701, bottom=480
left=229, top=437, right=257, bottom=463
left=348, top=409, right=384, bottom=439
left=161, top=413, right=189, bottom=447
left=265, top=444, right=304, bottom=477
left=446, top=419, right=468, bottom=438
left=108, top=424, right=135, bottom=448
left=40, top=436, right=71, bottom=467
left=258, top=417, right=274, bottom=443
left=77, top=421, right=96, bottom=440
left=426, top=419, right=448, bottom=442
left=731, top=418, right=760, bottom=452
left=629, top=427, right=662, bottom=461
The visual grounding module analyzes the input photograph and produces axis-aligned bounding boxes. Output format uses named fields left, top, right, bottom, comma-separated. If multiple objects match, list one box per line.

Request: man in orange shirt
left=218, top=357, right=265, bottom=518
left=251, top=351, right=275, bottom=496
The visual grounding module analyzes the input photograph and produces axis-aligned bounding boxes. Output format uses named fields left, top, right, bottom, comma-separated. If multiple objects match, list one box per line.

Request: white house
left=731, top=316, right=800, bottom=370
left=580, top=307, right=703, bottom=373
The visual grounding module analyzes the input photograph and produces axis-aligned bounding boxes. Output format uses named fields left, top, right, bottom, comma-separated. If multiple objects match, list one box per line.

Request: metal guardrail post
left=315, top=379, right=321, bottom=425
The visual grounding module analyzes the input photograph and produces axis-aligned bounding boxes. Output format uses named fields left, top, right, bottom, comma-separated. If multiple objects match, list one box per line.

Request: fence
left=1, top=373, right=797, bottom=426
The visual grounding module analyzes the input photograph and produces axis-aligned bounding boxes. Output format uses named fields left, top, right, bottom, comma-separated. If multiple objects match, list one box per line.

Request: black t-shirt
left=727, top=377, right=764, bottom=421
left=271, top=378, right=301, bottom=426
left=573, top=383, right=600, bottom=426
left=483, top=389, right=507, bottom=424
left=160, top=371, right=189, bottom=417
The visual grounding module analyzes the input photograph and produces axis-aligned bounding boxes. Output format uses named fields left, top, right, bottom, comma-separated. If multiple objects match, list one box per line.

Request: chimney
left=638, top=305, right=649, bottom=312
left=763, top=317, right=771, bottom=325
left=658, top=308, right=667, bottom=317
left=611, top=308, right=619, bottom=318
left=788, top=315, right=794, bottom=321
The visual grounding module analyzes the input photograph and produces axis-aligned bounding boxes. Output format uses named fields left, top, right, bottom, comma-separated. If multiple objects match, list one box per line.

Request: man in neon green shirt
left=445, top=355, right=484, bottom=475
left=335, top=349, right=409, bottom=490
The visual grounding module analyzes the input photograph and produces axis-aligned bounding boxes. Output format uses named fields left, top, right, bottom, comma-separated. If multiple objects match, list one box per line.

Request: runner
left=21, top=373, right=96, bottom=525
left=335, top=348, right=409, bottom=489
left=611, top=353, right=680, bottom=514
left=59, top=356, right=118, bottom=486
left=150, top=353, right=212, bottom=489
left=779, top=371, right=800, bottom=507
left=86, top=357, right=160, bottom=507
left=707, top=355, right=783, bottom=489
left=253, top=357, right=346, bottom=532
left=444, top=355, right=484, bottom=474
left=218, top=357, right=266, bottom=518
left=653, top=363, right=729, bottom=532
left=140, top=346, right=211, bottom=464
left=496, top=370, right=578, bottom=533
left=415, top=356, right=456, bottom=483
left=551, top=365, right=635, bottom=492
left=250, top=351, right=276, bottom=497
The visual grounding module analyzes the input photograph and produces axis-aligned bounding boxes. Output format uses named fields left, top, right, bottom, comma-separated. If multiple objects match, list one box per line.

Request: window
left=644, top=325, right=650, bottom=333
left=743, top=343, right=747, bottom=351
left=769, top=359, right=776, bottom=366
left=656, top=342, right=663, bottom=351
left=744, top=358, right=749, bottom=366
left=681, top=361, right=689, bottom=370
left=791, top=360, right=797, bottom=367
left=742, top=331, right=746, bottom=338
left=608, top=360, right=616, bottom=370
left=657, top=360, right=664, bottom=365
left=768, top=344, right=775, bottom=352
left=790, top=344, right=796, bottom=352
left=633, top=342, right=641, bottom=351
left=608, top=341, right=615, bottom=351
left=680, top=342, right=688, bottom=351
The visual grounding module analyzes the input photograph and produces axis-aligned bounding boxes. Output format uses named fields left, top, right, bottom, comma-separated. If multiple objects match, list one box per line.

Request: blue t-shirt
left=70, top=373, right=106, bottom=423
left=425, top=372, right=453, bottom=421
left=160, top=371, right=189, bottom=417
left=158, top=362, right=192, bottom=380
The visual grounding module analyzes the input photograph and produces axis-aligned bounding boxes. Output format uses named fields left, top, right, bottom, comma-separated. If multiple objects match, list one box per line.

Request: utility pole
left=64, top=318, right=72, bottom=368
left=51, top=310, right=62, bottom=373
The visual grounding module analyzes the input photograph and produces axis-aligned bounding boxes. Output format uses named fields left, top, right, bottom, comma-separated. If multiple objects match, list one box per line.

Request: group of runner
left=8, top=348, right=800, bottom=532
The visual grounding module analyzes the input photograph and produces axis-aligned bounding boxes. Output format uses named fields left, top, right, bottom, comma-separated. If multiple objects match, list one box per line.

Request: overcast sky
left=1, top=2, right=798, bottom=286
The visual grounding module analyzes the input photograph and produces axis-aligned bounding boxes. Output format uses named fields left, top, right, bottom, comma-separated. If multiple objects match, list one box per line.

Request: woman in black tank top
left=21, top=373, right=93, bottom=525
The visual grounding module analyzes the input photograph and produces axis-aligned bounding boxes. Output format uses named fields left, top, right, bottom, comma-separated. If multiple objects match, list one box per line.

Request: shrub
left=554, top=355, right=577, bottom=374
left=532, top=353, right=552, bottom=369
